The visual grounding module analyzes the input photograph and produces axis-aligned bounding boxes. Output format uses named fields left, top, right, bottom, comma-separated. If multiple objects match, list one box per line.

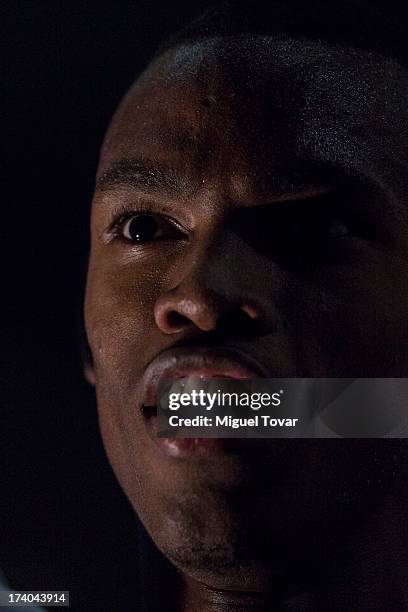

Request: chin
left=156, top=523, right=283, bottom=592
left=126, top=441, right=406, bottom=596
left=135, top=485, right=328, bottom=594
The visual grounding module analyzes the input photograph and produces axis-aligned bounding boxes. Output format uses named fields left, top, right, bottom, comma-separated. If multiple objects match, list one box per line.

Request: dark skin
left=85, top=37, right=408, bottom=610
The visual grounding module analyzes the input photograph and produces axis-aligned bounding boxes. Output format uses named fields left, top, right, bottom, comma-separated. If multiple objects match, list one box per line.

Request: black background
left=1, top=1, right=406, bottom=611
left=1, top=2, right=210, bottom=610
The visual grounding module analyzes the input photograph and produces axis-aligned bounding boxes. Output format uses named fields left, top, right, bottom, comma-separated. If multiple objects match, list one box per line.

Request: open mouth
left=140, top=346, right=268, bottom=406
left=142, top=373, right=253, bottom=418
left=139, top=346, right=269, bottom=458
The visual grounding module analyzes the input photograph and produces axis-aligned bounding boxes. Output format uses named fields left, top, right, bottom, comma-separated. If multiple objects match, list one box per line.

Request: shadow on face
left=84, top=36, right=408, bottom=591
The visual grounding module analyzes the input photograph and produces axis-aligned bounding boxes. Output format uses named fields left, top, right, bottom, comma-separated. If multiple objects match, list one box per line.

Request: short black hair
left=156, top=0, right=407, bottom=67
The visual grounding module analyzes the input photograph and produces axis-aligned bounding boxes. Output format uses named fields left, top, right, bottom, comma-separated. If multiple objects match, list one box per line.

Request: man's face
left=85, top=38, right=408, bottom=589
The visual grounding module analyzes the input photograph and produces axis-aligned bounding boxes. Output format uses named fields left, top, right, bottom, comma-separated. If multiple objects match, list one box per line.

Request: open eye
left=319, top=217, right=352, bottom=240
left=122, top=213, right=183, bottom=243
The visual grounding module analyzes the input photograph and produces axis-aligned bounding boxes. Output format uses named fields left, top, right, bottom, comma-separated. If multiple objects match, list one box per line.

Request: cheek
left=84, top=254, right=164, bottom=386
left=84, top=261, right=166, bottom=513
left=286, top=252, right=408, bottom=373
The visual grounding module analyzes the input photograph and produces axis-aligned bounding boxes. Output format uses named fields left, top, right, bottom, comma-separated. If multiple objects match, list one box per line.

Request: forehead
left=98, top=35, right=408, bottom=198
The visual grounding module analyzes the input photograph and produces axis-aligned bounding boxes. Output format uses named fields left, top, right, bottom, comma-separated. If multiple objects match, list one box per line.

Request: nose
left=153, top=234, right=273, bottom=337
left=154, top=285, right=263, bottom=334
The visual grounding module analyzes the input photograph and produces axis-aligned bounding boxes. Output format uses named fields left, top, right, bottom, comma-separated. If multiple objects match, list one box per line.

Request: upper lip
left=139, top=346, right=270, bottom=408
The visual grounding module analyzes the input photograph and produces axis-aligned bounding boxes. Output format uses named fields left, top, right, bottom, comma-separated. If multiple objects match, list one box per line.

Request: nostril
left=167, top=311, right=191, bottom=329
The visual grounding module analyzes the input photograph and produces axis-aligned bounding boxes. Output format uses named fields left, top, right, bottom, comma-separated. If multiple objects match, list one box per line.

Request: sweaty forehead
left=98, top=35, right=408, bottom=198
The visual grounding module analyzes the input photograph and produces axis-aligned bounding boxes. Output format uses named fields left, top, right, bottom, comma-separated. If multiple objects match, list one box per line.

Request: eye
left=122, top=213, right=183, bottom=243
left=319, top=217, right=352, bottom=240
left=276, top=212, right=353, bottom=246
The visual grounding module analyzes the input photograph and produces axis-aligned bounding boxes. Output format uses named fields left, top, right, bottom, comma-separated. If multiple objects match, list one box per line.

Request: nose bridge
left=153, top=226, right=272, bottom=335
left=182, top=227, right=258, bottom=299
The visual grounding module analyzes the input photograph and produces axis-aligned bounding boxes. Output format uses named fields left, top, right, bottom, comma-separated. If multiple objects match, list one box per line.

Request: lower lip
left=141, top=361, right=266, bottom=458
left=145, top=414, right=228, bottom=458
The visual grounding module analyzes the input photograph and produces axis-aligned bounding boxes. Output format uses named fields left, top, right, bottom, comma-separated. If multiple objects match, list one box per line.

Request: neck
left=181, top=576, right=279, bottom=612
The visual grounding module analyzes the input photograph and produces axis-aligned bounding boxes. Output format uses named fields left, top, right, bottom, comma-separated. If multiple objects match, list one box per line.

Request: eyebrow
left=95, top=154, right=355, bottom=208
left=95, top=156, right=187, bottom=196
